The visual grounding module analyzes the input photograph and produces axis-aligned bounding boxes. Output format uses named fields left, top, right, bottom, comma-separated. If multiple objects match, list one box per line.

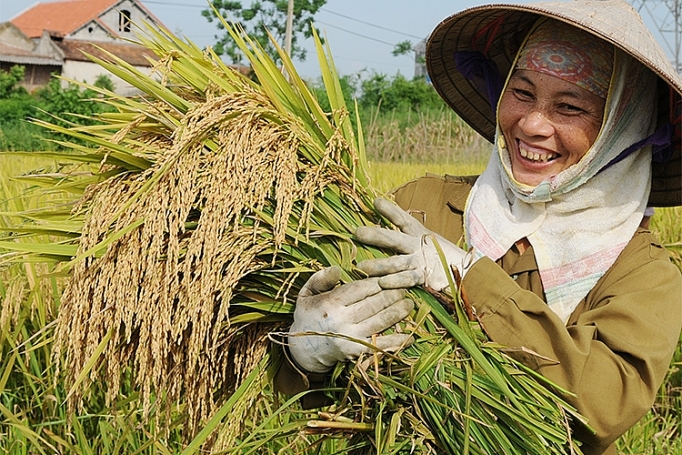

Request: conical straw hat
left=426, top=0, right=682, bottom=206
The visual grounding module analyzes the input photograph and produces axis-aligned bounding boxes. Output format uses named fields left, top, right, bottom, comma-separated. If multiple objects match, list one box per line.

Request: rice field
left=0, top=22, right=679, bottom=454
left=0, top=149, right=679, bottom=453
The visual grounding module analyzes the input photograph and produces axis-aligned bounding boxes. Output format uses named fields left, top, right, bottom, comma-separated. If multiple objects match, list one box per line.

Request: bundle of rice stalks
left=1, top=18, right=589, bottom=454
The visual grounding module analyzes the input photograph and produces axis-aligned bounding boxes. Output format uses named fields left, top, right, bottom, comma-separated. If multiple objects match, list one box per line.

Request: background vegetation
left=0, top=65, right=679, bottom=453
left=202, top=0, right=326, bottom=64
left=0, top=66, right=114, bottom=152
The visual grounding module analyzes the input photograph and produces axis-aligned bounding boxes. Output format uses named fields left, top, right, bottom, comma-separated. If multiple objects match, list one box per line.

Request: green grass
left=0, top=121, right=57, bottom=152
left=0, top=148, right=679, bottom=453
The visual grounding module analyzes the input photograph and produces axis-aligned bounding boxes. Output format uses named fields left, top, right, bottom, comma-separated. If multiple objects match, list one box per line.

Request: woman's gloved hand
left=355, top=197, right=473, bottom=292
left=288, top=266, right=416, bottom=373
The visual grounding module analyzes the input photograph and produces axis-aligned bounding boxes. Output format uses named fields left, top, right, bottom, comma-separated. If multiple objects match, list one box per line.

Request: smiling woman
left=498, top=19, right=612, bottom=186
left=495, top=19, right=622, bottom=190
left=282, top=1, right=682, bottom=455
left=499, top=70, right=606, bottom=186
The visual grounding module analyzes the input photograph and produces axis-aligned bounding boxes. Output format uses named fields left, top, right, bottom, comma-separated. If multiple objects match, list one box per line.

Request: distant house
left=0, top=0, right=168, bottom=95
left=414, top=38, right=428, bottom=81
left=0, top=23, right=63, bottom=92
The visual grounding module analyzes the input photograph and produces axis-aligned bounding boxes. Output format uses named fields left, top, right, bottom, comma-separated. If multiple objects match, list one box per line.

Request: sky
left=0, top=0, right=677, bottom=80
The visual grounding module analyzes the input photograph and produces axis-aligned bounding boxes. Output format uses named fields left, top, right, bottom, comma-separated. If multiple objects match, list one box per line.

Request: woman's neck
left=515, top=238, right=531, bottom=255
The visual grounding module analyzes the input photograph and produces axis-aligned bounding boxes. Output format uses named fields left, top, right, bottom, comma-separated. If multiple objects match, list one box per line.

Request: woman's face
left=498, top=70, right=606, bottom=187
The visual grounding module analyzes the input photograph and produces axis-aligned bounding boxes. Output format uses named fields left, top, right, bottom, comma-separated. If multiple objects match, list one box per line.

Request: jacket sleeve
left=462, top=231, right=682, bottom=452
left=391, top=173, right=476, bottom=245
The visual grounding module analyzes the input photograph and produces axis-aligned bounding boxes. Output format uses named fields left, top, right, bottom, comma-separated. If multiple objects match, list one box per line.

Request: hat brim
left=427, top=1, right=682, bottom=206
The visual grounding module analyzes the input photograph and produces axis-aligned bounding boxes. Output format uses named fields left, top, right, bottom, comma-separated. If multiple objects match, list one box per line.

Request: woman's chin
left=511, top=170, right=548, bottom=187
left=510, top=155, right=563, bottom=187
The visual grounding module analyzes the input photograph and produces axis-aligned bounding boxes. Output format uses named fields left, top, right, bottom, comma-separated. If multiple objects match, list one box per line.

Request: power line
left=140, top=2, right=426, bottom=43
left=321, top=8, right=424, bottom=40
left=631, top=0, right=682, bottom=73
left=140, top=1, right=422, bottom=52
left=316, top=20, right=403, bottom=48
left=142, top=1, right=205, bottom=8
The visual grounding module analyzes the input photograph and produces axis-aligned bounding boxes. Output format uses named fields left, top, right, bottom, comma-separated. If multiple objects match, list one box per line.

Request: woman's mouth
left=509, top=139, right=564, bottom=186
left=519, top=144, right=558, bottom=163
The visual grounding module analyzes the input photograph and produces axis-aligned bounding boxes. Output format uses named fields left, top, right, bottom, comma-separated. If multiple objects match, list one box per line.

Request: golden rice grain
left=53, top=84, right=359, bottom=434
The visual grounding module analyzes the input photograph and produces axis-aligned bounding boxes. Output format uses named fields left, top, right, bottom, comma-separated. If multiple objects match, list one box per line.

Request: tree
left=94, top=74, right=116, bottom=92
left=202, top=0, right=326, bottom=65
left=392, top=40, right=413, bottom=57
left=359, top=72, right=445, bottom=112
left=0, top=65, right=28, bottom=99
left=392, top=40, right=425, bottom=66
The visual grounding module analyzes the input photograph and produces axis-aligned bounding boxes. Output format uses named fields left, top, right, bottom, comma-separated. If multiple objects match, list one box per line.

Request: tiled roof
left=0, top=41, right=62, bottom=66
left=56, top=39, right=154, bottom=67
left=11, top=0, right=119, bottom=39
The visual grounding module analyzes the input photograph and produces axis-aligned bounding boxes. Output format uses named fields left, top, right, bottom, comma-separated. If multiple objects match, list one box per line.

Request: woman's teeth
left=520, top=148, right=556, bottom=163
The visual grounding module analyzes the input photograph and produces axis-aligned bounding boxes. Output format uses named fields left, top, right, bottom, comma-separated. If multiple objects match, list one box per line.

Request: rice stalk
left=1, top=17, right=590, bottom=454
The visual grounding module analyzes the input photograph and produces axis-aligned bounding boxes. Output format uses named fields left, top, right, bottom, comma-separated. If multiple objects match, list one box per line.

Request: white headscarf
left=465, top=45, right=658, bottom=323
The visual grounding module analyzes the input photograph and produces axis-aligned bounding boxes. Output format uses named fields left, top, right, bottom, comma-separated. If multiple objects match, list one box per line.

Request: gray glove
left=355, top=197, right=473, bottom=292
left=288, top=266, right=415, bottom=373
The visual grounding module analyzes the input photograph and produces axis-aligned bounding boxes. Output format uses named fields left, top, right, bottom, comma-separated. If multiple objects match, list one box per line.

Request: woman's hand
left=288, top=266, right=415, bottom=373
left=355, top=198, right=470, bottom=292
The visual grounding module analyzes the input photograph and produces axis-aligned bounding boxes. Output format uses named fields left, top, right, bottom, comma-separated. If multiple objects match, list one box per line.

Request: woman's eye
left=559, top=103, right=585, bottom=113
left=513, top=88, right=533, bottom=99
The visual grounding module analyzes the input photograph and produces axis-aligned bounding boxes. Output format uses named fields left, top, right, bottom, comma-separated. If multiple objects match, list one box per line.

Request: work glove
left=288, top=266, right=415, bottom=373
left=355, top=197, right=475, bottom=292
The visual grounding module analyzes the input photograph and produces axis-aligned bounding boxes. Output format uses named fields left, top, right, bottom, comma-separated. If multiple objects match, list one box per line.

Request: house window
left=119, top=10, right=131, bottom=32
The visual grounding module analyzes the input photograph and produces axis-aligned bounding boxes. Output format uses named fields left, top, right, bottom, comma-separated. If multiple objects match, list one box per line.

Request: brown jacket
left=392, top=174, right=682, bottom=455
left=277, top=174, right=682, bottom=455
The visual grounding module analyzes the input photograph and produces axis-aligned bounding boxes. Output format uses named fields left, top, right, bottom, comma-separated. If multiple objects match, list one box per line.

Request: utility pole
left=631, top=0, right=682, bottom=74
left=284, top=0, right=294, bottom=57
left=282, top=0, right=294, bottom=80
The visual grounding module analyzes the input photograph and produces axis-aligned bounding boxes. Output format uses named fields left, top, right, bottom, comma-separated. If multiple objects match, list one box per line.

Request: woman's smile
left=517, top=140, right=558, bottom=163
left=498, top=70, right=606, bottom=186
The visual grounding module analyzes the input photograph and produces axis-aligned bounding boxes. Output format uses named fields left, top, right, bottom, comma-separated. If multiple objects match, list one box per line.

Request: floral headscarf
left=516, top=20, right=613, bottom=99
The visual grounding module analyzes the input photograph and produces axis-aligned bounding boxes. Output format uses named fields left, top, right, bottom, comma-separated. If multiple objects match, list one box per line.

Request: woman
left=281, top=1, right=682, bottom=454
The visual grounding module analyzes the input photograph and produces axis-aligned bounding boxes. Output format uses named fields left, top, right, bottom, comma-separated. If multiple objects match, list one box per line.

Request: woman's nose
left=518, top=109, right=554, bottom=137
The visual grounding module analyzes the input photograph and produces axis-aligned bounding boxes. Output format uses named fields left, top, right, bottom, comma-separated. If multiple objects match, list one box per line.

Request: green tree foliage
left=0, top=65, right=115, bottom=150
left=392, top=40, right=413, bottom=57
left=0, top=65, right=28, bottom=98
left=310, top=73, right=358, bottom=121
left=309, top=71, right=447, bottom=117
left=0, top=65, right=33, bottom=123
left=202, top=0, right=326, bottom=64
left=359, top=72, right=446, bottom=112
left=34, top=78, right=108, bottom=125
left=94, top=73, right=116, bottom=92
left=393, top=40, right=425, bottom=66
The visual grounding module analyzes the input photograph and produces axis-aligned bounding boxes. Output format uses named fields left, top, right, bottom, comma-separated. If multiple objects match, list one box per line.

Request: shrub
left=0, top=67, right=116, bottom=150
left=0, top=65, right=28, bottom=98
left=34, top=78, right=109, bottom=125
left=359, top=72, right=447, bottom=112
left=0, top=94, right=37, bottom=122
